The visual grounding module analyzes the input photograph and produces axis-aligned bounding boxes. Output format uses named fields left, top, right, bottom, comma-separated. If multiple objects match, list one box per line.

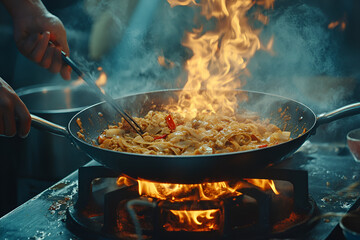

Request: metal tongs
left=61, top=51, right=144, bottom=136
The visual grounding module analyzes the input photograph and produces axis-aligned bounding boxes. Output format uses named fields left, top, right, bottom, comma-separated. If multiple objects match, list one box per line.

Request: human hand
left=0, top=77, right=31, bottom=138
left=10, top=1, right=71, bottom=80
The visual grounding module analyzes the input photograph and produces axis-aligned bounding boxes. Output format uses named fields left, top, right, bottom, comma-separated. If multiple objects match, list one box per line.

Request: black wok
left=31, top=89, right=360, bottom=183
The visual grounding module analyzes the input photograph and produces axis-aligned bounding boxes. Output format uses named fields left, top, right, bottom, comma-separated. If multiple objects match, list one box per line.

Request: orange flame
left=167, top=0, right=198, bottom=8
left=328, top=14, right=347, bottom=31
left=158, top=55, right=175, bottom=69
left=167, top=0, right=274, bottom=119
left=116, top=176, right=136, bottom=186
left=116, top=175, right=279, bottom=231
left=246, top=178, right=279, bottom=195
left=115, top=176, right=279, bottom=200
left=257, top=0, right=275, bottom=9
left=136, top=178, right=279, bottom=201
left=138, top=180, right=243, bottom=201
left=263, top=35, right=275, bottom=55
left=71, top=78, right=84, bottom=86
left=164, top=209, right=221, bottom=231
left=328, top=21, right=346, bottom=31
left=256, top=12, right=269, bottom=24
left=96, top=72, right=107, bottom=87
left=64, top=87, right=71, bottom=109
left=95, top=68, right=107, bottom=94
left=328, top=21, right=339, bottom=29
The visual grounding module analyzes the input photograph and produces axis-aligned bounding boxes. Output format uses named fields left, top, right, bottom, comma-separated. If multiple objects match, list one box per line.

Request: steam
left=247, top=3, right=355, bottom=112
left=82, top=1, right=356, bottom=113
left=99, top=0, right=194, bottom=97
left=244, top=3, right=359, bottom=141
left=56, top=1, right=358, bottom=141
left=50, top=1, right=356, bottom=110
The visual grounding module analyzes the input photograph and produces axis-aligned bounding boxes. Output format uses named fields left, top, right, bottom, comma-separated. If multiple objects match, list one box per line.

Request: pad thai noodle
left=96, top=110, right=291, bottom=155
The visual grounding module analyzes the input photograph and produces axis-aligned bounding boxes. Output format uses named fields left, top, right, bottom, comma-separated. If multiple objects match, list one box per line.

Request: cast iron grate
left=66, top=165, right=317, bottom=240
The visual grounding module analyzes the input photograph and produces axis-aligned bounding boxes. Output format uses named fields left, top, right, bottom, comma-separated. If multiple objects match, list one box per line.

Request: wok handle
left=31, top=114, right=70, bottom=137
left=316, top=102, right=360, bottom=126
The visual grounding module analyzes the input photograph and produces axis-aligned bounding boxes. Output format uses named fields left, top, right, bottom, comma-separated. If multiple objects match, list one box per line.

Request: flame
left=96, top=72, right=107, bottom=87
left=328, top=21, right=339, bottom=29
left=114, top=0, right=278, bottom=231
left=256, top=12, right=269, bottom=24
left=64, top=87, right=71, bottom=109
left=257, top=0, right=275, bottom=9
left=138, top=180, right=244, bottom=201
left=245, top=178, right=279, bottom=195
left=328, top=20, right=346, bottom=31
left=116, top=176, right=136, bottom=186
left=167, top=0, right=198, bottom=8
left=115, top=176, right=280, bottom=200
left=71, top=78, right=84, bottom=86
left=116, top=175, right=279, bottom=232
left=95, top=68, right=107, bottom=94
left=328, top=14, right=347, bottom=31
left=164, top=209, right=220, bottom=231
left=167, top=0, right=274, bottom=119
left=136, top=178, right=279, bottom=201
left=264, top=35, right=275, bottom=55
left=158, top=55, right=175, bottom=69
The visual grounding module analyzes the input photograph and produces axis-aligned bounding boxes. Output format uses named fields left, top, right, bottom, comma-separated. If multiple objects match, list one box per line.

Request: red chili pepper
left=98, top=134, right=107, bottom=144
left=258, top=144, right=268, bottom=148
left=166, top=114, right=176, bottom=131
left=153, top=134, right=167, bottom=140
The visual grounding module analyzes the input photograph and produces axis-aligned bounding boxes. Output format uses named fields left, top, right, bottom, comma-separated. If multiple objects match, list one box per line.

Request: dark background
left=1, top=0, right=360, bottom=217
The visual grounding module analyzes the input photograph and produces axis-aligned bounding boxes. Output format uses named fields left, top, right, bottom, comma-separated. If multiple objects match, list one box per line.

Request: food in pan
left=96, top=110, right=291, bottom=155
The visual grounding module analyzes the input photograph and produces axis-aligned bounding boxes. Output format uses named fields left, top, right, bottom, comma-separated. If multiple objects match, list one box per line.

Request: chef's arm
left=0, top=77, right=30, bottom=138
left=0, top=0, right=71, bottom=80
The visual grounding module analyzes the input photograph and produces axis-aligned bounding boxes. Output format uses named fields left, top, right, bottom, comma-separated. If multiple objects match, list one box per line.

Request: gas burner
left=66, top=164, right=317, bottom=239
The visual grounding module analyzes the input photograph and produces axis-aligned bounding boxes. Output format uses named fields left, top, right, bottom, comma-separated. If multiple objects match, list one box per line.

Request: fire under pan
left=66, top=165, right=317, bottom=240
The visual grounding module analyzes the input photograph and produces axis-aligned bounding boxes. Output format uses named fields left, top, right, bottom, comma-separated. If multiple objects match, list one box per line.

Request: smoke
left=88, top=1, right=356, bottom=113
left=96, top=0, right=196, bottom=98
left=46, top=0, right=190, bottom=97
left=244, top=2, right=359, bottom=142
left=54, top=1, right=360, bottom=146
left=54, top=1, right=359, bottom=141
left=49, top=1, right=357, bottom=109
left=247, top=3, right=355, bottom=112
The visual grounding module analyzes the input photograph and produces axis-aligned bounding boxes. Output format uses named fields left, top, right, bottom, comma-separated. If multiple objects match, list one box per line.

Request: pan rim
left=68, top=88, right=317, bottom=158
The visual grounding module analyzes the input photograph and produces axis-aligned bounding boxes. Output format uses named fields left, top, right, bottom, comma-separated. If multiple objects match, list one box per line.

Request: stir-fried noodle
left=96, top=110, right=291, bottom=155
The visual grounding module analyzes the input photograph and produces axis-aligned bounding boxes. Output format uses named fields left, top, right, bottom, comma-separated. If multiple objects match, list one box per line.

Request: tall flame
left=167, top=0, right=274, bottom=118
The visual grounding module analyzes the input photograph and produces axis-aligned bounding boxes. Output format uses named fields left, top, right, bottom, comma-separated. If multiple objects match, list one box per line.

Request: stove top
left=1, top=141, right=360, bottom=239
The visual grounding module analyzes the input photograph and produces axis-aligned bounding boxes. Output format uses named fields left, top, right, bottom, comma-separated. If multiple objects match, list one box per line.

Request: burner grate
left=66, top=164, right=317, bottom=240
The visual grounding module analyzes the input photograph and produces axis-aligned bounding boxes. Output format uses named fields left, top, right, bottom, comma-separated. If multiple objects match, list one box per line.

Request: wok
left=31, top=89, right=360, bottom=183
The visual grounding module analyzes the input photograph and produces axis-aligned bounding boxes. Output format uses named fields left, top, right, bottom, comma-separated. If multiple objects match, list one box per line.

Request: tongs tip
left=60, top=50, right=144, bottom=137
